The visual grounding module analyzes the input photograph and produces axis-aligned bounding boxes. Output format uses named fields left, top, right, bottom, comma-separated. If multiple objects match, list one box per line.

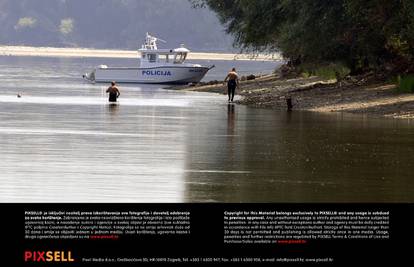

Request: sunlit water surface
left=0, top=56, right=413, bottom=202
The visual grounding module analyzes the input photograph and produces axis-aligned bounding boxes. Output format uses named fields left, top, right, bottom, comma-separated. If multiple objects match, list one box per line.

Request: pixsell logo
left=24, top=251, right=75, bottom=262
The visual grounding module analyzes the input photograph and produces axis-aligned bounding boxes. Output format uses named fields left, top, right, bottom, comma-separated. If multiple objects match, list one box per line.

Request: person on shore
left=106, top=81, right=120, bottom=103
left=224, top=67, right=239, bottom=102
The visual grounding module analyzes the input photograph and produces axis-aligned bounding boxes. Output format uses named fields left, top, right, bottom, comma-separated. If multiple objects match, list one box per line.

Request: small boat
left=83, top=33, right=214, bottom=84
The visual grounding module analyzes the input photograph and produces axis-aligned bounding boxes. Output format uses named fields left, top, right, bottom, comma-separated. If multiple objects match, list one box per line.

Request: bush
left=397, top=75, right=414, bottom=93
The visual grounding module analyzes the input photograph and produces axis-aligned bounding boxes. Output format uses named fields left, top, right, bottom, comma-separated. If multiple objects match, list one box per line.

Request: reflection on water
left=184, top=109, right=414, bottom=202
left=108, top=103, right=119, bottom=115
left=0, top=56, right=413, bottom=202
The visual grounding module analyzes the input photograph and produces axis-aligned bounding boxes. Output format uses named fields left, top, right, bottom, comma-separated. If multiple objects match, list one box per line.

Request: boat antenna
left=143, top=32, right=166, bottom=50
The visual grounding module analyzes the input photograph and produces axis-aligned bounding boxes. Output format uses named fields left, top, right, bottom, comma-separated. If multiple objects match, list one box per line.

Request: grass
left=299, top=63, right=350, bottom=81
left=397, top=75, right=414, bottom=93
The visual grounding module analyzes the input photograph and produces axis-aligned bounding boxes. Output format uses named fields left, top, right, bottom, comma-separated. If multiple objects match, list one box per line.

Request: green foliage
left=195, top=0, right=414, bottom=73
left=298, top=63, right=350, bottom=80
left=14, top=17, right=37, bottom=30
left=59, top=18, right=74, bottom=35
left=397, top=75, right=414, bottom=93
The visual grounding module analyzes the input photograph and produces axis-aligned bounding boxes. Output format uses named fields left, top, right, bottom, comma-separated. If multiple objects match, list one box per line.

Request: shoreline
left=0, top=45, right=281, bottom=61
left=181, top=74, right=414, bottom=119
left=1, top=47, right=412, bottom=119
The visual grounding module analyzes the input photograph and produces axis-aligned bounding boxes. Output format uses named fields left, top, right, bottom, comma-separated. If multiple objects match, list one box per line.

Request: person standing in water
left=224, top=67, right=239, bottom=102
left=106, top=81, right=120, bottom=102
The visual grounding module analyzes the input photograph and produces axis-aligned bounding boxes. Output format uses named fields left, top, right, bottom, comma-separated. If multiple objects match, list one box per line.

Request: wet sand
left=0, top=45, right=280, bottom=61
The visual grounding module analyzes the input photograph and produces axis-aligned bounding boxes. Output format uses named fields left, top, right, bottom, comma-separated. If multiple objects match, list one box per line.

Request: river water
left=0, top=56, right=413, bottom=202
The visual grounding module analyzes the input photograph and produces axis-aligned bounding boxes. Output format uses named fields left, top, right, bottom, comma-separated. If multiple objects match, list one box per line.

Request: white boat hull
left=86, top=66, right=211, bottom=84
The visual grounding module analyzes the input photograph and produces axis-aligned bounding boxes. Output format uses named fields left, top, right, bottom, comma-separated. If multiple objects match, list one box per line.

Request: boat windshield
left=148, top=53, right=157, bottom=63
left=174, top=52, right=187, bottom=64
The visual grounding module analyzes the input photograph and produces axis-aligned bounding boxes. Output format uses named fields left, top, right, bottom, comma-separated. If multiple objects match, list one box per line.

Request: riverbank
left=181, top=74, right=414, bottom=119
left=0, top=45, right=280, bottom=61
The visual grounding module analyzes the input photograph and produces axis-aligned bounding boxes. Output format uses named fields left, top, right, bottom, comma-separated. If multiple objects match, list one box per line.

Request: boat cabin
left=138, top=33, right=190, bottom=67
left=140, top=46, right=189, bottom=66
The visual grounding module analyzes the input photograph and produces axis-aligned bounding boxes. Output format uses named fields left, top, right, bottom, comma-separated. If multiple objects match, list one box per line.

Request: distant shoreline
left=0, top=45, right=281, bottom=61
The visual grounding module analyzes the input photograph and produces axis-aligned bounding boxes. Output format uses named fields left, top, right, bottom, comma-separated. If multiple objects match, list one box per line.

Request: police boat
left=83, top=33, right=214, bottom=84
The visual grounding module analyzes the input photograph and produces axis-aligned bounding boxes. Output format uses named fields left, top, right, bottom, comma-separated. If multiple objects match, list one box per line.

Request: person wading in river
left=106, top=81, right=120, bottom=103
left=224, top=67, right=240, bottom=102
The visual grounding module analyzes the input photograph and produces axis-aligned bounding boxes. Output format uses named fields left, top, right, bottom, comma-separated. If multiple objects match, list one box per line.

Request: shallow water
left=0, top=56, right=413, bottom=202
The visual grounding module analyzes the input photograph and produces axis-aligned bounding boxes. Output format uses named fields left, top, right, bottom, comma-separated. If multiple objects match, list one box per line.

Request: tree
left=193, top=0, right=414, bottom=74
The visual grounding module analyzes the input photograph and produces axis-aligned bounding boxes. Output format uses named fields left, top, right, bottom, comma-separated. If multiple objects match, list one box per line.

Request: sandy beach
left=0, top=45, right=281, bottom=61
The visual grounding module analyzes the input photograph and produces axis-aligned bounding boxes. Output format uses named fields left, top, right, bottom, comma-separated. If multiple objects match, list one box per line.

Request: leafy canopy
left=193, top=0, right=414, bottom=73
